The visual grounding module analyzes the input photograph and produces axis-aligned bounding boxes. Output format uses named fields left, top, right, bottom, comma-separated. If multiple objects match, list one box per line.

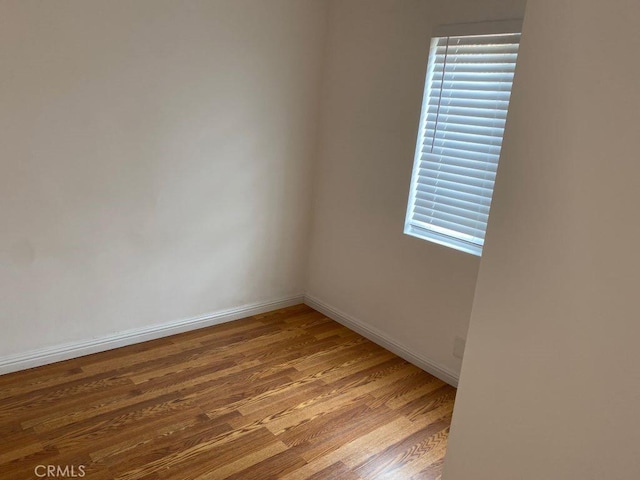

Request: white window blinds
left=405, top=30, right=520, bottom=255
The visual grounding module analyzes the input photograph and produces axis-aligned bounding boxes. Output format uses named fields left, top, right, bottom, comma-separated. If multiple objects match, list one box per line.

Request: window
left=405, top=21, right=521, bottom=256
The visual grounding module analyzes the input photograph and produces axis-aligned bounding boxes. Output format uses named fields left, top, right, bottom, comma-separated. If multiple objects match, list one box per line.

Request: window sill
left=404, top=224, right=483, bottom=257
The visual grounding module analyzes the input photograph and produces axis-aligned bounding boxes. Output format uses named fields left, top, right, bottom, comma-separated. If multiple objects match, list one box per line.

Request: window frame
left=404, top=19, right=523, bottom=256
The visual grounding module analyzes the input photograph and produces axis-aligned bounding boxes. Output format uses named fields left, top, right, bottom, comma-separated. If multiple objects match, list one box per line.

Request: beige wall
left=306, top=0, right=526, bottom=381
left=0, top=0, right=327, bottom=358
left=444, top=0, right=640, bottom=478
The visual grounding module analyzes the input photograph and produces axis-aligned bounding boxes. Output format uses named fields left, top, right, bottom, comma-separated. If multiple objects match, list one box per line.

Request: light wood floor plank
left=0, top=304, right=456, bottom=479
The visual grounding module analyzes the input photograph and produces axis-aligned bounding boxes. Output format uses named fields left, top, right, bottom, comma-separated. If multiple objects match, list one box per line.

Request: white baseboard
left=0, top=293, right=460, bottom=387
left=304, top=294, right=459, bottom=387
left=0, top=295, right=305, bottom=376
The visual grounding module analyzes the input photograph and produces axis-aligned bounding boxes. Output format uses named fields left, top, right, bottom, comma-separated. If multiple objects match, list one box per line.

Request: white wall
left=444, top=0, right=640, bottom=478
left=0, top=0, right=327, bottom=359
left=306, top=0, right=526, bottom=381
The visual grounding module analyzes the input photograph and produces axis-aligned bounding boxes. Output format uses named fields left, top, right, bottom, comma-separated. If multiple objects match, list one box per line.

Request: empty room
left=1, top=1, right=639, bottom=479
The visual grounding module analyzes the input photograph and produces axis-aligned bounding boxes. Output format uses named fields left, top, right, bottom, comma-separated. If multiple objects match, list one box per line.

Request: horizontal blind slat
left=415, top=195, right=489, bottom=215
left=427, top=97, right=510, bottom=110
left=419, top=152, right=500, bottom=171
left=425, top=113, right=507, bottom=128
left=433, top=64, right=516, bottom=74
left=438, top=89, right=512, bottom=100
left=417, top=169, right=495, bottom=190
left=415, top=193, right=491, bottom=215
left=415, top=183, right=493, bottom=207
left=414, top=202, right=490, bottom=224
left=419, top=164, right=498, bottom=182
left=434, top=44, right=519, bottom=55
left=424, top=128, right=505, bottom=146
left=423, top=135, right=504, bottom=152
left=432, top=72, right=515, bottom=82
left=416, top=177, right=494, bottom=198
left=434, top=80, right=514, bottom=91
left=433, top=53, right=518, bottom=64
left=423, top=121, right=506, bottom=138
left=448, top=33, right=520, bottom=45
left=425, top=104, right=509, bottom=119
left=421, top=146, right=501, bottom=163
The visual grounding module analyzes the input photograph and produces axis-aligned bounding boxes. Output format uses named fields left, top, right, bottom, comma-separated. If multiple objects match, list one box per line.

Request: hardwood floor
left=0, top=304, right=456, bottom=479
